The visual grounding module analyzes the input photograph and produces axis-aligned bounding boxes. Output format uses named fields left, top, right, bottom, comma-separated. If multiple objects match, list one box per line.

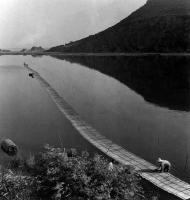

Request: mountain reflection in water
left=52, top=55, right=190, bottom=112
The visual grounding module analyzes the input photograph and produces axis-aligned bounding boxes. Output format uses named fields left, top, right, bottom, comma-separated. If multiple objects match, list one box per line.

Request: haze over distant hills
left=20, top=46, right=45, bottom=53
left=48, top=0, right=190, bottom=53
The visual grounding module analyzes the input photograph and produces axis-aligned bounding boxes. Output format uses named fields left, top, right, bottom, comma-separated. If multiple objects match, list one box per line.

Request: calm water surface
left=0, top=55, right=189, bottom=185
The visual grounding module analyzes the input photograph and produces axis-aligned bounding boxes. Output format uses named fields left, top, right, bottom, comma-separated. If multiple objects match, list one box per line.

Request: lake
left=0, top=55, right=189, bottom=185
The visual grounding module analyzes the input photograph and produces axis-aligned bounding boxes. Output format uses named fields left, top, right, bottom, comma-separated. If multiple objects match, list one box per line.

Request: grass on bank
left=0, top=145, right=158, bottom=200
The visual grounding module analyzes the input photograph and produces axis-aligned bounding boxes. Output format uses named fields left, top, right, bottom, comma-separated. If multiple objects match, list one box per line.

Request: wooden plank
left=24, top=65, right=190, bottom=200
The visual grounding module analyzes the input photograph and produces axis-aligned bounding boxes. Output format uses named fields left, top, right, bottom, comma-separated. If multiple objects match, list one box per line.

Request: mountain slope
left=48, top=0, right=190, bottom=53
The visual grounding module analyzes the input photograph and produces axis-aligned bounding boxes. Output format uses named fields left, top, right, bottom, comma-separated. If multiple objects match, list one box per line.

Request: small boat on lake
left=29, top=73, right=34, bottom=78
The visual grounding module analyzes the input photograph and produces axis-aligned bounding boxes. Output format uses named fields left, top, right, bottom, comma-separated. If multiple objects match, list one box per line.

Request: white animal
left=108, top=162, right=114, bottom=171
left=157, top=158, right=171, bottom=172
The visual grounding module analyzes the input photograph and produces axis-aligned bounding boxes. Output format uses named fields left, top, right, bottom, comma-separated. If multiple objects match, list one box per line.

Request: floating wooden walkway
left=24, top=65, right=190, bottom=200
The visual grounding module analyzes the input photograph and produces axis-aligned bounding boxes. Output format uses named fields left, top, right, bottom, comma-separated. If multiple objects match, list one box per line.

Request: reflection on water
left=51, top=55, right=190, bottom=183
left=0, top=55, right=189, bottom=185
left=56, top=55, right=190, bottom=112
left=0, top=64, right=96, bottom=157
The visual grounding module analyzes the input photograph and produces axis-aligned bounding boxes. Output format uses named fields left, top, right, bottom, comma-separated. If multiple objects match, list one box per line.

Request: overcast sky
left=0, top=0, right=146, bottom=49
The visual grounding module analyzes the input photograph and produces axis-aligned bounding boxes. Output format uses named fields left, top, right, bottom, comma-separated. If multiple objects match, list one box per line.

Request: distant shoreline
left=1, top=52, right=190, bottom=57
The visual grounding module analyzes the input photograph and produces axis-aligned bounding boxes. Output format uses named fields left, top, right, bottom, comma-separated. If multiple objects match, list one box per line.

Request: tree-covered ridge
left=48, top=0, right=190, bottom=53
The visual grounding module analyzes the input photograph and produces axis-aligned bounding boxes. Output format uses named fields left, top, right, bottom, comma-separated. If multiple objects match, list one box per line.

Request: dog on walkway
left=157, top=158, right=171, bottom=172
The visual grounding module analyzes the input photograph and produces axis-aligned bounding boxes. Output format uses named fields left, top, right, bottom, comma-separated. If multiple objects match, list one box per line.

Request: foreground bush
left=0, top=169, right=33, bottom=199
left=0, top=145, right=155, bottom=200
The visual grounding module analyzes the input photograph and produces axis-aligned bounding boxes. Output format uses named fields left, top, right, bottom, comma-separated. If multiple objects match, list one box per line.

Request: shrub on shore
left=0, top=145, right=155, bottom=200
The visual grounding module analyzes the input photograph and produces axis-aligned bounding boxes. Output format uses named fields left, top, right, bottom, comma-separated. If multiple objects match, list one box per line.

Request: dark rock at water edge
left=1, top=139, right=18, bottom=156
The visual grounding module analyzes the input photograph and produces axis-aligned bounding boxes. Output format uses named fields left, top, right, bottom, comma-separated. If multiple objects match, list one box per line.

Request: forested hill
left=48, top=0, right=190, bottom=53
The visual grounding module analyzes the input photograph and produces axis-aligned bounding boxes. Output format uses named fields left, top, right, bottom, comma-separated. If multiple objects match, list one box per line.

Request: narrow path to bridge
left=25, top=65, right=190, bottom=200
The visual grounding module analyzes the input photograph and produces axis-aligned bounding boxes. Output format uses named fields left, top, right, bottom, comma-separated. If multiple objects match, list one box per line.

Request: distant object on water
left=23, top=63, right=34, bottom=78
left=1, top=139, right=18, bottom=156
left=29, top=73, right=34, bottom=78
left=23, top=62, right=28, bottom=67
